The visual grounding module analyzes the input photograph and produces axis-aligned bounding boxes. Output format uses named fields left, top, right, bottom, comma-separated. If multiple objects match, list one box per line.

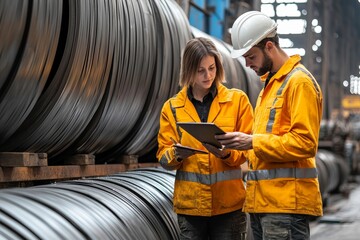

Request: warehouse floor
left=310, top=177, right=360, bottom=240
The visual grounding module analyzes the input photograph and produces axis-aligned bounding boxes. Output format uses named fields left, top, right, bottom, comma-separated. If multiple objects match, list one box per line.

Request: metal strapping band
left=175, top=169, right=242, bottom=185
left=247, top=168, right=318, bottom=181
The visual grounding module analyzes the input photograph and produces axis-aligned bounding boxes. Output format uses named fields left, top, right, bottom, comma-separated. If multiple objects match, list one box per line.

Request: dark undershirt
left=265, top=72, right=276, bottom=88
left=187, top=84, right=217, bottom=122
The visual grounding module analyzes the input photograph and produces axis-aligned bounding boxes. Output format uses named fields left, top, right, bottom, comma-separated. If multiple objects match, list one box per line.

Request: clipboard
left=170, top=137, right=208, bottom=154
left=177, top=122, right=225, bottom=148
left=175, top=145, right=208, bottom=154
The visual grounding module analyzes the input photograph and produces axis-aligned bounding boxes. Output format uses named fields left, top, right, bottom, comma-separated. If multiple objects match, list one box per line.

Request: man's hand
left=202, top=143, right=230, bottom=159
left=215, top=132, right=253, bottom=150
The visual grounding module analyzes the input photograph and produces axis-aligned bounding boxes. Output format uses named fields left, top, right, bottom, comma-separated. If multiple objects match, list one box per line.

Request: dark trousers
left=177, top=210, right=247, bottom=240
left=249, top=213, right=310, bottom=240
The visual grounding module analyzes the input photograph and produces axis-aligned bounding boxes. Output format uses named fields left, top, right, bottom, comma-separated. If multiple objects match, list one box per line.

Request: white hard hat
left=230, top=11, right=277, bottom=58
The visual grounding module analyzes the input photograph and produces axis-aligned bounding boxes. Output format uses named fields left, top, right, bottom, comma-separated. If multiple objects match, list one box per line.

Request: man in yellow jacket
left=216, top=11, right=323, bottom=240
left=157, top=37, right=254, bottom=239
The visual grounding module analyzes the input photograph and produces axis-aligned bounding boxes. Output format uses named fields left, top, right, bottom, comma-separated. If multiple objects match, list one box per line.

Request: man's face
left=243, top=46, right=273, bottom=76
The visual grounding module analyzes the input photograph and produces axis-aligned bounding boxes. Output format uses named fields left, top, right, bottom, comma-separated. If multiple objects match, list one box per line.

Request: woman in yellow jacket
left=218, top=11, right=323, bottom=240
left=156, top=37, right=254, bottom=240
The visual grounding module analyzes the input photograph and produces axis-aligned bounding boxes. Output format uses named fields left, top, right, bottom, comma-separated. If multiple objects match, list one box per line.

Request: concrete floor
left=310, top=179, right=360, bottom=240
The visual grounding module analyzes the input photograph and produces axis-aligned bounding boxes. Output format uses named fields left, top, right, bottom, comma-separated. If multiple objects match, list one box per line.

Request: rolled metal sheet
left=129, top=169, right=175, bottom=196
left=116, top=0, right=193, bottom=156
left=0, top=0, right=261, bottom=162
left=109, top=174, right=179, bottom=239
left=0, top=0, right=62, bottom=144
left=315, top=154, right=329, bottom=201
left=0, top=221, right=24, bottom=240
left=69, top=179, right=164, bottom=239
left=96, top=0, right=193, bottom=161
left=0, top=168, right=178, bottom=239
left=1, top=0, right=112, bottom=158
left=0, top=202, right=40, bottom=239
left=317, top=150, right=340, bottom=194
left=70, top=0, right=156, bottom=156
left=344, top=140, right=359, bottom=175
left=316, top=149, right=350, bottom=194
left=0, top=0, right=28, bottom=91
left=40, top=184, right=137, bottom=239
left=16, top=186, right=126, bottom=239
left=0, top=192, right=83, bottom=240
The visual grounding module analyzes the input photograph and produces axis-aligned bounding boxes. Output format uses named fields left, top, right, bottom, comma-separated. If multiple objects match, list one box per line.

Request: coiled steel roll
left=0, top=150, right=350, bottom=239
left=0, top=0, right=260, bottom=163
left=0, top=0, right=62, bottom=145
left=0, top=168, right=178, bottom=240
left=316, top=149, right=350, bottom=205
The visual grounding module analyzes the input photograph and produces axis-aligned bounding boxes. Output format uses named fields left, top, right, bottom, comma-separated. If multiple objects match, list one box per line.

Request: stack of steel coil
left=316, top=149, right=350, bottom=206
left=0, top=168, right=178, bottom=240
left=0, top=0, right=259, bottom=164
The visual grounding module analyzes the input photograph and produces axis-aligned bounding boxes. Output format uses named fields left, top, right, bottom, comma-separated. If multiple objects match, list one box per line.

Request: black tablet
left=177, top=122, right=225, bottom=148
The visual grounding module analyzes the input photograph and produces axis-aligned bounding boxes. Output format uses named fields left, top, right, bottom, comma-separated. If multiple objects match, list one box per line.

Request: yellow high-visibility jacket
left=157, top=84, right=253, bottom=216
left=244, top=55, right=323, bottom=216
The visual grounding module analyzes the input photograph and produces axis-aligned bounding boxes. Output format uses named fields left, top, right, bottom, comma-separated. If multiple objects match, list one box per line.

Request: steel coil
left=316, top=149, right=350, bottom=195
left=0, top=0, right=259, bottom=163
left=0, top=168, right=178, bottom=240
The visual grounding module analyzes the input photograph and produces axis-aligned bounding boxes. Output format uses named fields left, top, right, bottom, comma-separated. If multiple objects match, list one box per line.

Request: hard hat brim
left=230, top=46, right=250, bottom=58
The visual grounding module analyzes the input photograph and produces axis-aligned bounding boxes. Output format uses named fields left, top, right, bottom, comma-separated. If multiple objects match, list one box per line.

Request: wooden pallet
left=0, top=152, right=159, bottom=185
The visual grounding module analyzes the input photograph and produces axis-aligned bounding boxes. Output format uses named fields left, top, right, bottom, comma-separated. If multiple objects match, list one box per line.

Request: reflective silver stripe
left=176, top=169, right=242, bottom=185
left=169, top=100, right=182, bottom=139
left=159, top=151, right=177, bottom=170
left=266, top=67, right=320, bottom=133
left=247, top=168, right=318, bottom=181
left=296, top=68, right=321, bottom=97
left=266, top=106, right=276, bottom=132
left=266, top=68, right=298, bottom=133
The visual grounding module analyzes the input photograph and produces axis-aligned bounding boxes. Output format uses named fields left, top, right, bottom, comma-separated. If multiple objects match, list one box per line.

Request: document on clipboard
left=177, top=122, right=225, bottom=148
left=170, top=137, right=208, bottom=154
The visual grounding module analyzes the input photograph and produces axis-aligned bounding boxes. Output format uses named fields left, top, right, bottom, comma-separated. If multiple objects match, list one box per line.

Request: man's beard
left=257, top=50, right=273, bottom=76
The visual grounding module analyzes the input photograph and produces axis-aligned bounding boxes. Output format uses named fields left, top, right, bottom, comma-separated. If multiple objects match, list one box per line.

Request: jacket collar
left=170, top=84, right=233, bottom=123
left=171, top=84, right=233, bottom=108
left=187, top=84, right=217, bottom=101
left=260, top=54, right=302, bottom=83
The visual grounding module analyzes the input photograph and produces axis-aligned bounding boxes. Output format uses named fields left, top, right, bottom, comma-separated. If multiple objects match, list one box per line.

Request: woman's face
left=193, top=55, right=216, bottom=91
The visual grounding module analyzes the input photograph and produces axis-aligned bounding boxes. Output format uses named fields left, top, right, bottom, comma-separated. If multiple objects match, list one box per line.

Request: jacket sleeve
left=156, top=101, right=182, bottom=170
left=223, top=90, right=254, bottom=166
left=253, top=77, right=323, bottom=162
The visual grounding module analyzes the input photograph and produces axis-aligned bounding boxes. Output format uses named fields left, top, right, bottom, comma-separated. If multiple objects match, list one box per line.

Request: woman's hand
left=170, top=137, right=196, bottom=160
left=174, top=144, right=196, bottom=160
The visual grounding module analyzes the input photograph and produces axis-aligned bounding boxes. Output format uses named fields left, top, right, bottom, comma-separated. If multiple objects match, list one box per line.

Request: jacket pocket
left=173, top=181, right=199, bottom=209
left=256, top=179, right=296, bottom=210
left=214, top=117, right=235, bottom=132
left=296, top=179, right=322, bottom=211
